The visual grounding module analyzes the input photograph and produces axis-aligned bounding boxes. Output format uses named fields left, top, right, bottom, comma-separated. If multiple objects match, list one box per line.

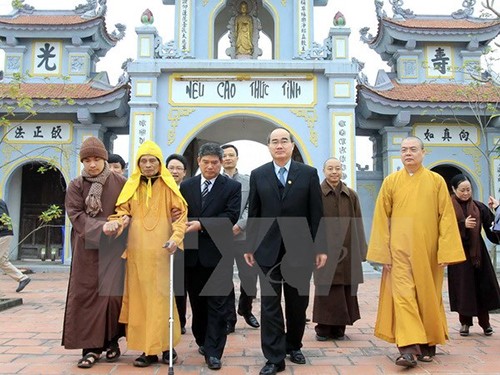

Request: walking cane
left=163, top=242, right=175, bottom=375
left=167, top=247, right=175, bottom=375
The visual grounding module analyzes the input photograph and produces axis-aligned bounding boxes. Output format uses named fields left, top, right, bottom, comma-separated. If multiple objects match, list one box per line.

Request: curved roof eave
left=0, top=86, right=128, bottom=111
left=0, top=16, right=118, bottom=46
left=383, top=20, right=500, bottom=42
left=358, top=89, right=489, bottom=116
left=367, top=17, right=500, bottom=53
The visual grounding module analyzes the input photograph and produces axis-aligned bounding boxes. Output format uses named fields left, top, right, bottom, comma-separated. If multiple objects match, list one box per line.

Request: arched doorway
left=431, top=164, right=470, bottom=193
left=178, top=115, right=305, bottom=177
left=17, top=162, right=66, bottom=261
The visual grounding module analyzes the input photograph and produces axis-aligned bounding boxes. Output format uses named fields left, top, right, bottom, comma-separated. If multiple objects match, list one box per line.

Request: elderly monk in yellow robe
left=367, top=136, right=465, bottom=368
left=108, top=140, right=187, bottom=368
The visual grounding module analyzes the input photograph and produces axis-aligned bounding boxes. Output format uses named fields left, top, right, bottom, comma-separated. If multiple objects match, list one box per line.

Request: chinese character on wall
left=33, top=41, right=61, bottom=75
left=426, top=45, right=453, bottom=78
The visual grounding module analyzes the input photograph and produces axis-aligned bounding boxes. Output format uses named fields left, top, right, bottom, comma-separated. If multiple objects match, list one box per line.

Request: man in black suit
left=244, top=127, right=327, bottom=375
left=180, top=143, right=241, bottom=371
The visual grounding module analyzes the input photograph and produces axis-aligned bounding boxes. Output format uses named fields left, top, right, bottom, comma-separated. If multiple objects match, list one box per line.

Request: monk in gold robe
left=366, top=136, right=465, bottom=368
left=108, top=140, right=187, bottom=367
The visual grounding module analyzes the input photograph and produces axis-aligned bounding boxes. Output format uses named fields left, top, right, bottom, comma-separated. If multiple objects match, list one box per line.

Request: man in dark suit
left=244, top=127, right=327, bottom=375
left=180, top=143, right=241, bottom=371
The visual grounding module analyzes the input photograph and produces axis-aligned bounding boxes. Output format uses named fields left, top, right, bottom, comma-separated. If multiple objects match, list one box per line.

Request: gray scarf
left=82, top=162, right=111, bottom=217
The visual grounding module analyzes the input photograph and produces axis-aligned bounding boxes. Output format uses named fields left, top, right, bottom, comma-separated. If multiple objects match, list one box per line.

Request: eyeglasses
left=168, top=166, right=185, bottom=171
left=269, top=139, right=291, bottom=146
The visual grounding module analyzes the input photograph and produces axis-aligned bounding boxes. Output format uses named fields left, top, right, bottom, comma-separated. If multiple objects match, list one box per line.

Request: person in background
left=180, top=143, right=241, bottom=371
left=366, top=136, right=465, bottom=368
left=63, top=136, right=127, bottom=369
left=166, top=153, right=189, bottom=335
left=447, top=174, right=500, bottom=337
left=0, top=198, right=31, bottom=293
left=166, top=153, right=188, bottom=186
left=107, top=140, right=187, bottom=367
left=222, top=144, right=260, bottom=334
left=244, top=127, right=327, bottom=375
left=312, top=157, right=366, bottom=341
left=108, top=154, right=127, bottom=175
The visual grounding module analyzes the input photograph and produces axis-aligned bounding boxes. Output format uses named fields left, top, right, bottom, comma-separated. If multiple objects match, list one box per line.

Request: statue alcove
left=213, top=0, right=275, bottom=59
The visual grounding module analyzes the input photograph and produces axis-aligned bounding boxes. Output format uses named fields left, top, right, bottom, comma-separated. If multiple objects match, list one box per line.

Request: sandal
left=416, top=354, right=433, bottom=362
left=395, top=353, right=417, bottom=368
left=105, top=343, right=121, bottom=362
left=133, top=353, right=158, bottom=368
left=77, top=352, right=100, bottom=369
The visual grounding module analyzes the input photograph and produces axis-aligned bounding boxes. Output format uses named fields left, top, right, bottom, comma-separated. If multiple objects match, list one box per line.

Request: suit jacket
left=181, top=174, right=241, bottom=268
left=248, top=160, right=324, bottom=268
left=230, top=171, right=249, bottom=240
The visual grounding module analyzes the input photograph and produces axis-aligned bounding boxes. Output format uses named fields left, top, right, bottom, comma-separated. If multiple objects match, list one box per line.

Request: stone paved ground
left=0, top=266, right=499, bottom=374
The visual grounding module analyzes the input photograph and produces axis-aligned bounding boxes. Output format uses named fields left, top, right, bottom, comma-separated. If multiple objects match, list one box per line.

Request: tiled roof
left=0, top=83, right=122, bottom=100
left=363, top=81, right=500, bottom=103
left=386, top=18, right=500, bottom=30
left=0, top=15, right=93, bottom=26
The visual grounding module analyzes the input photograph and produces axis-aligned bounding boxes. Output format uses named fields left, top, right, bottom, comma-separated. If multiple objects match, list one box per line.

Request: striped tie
left=202, top=180, right=211, bottom=205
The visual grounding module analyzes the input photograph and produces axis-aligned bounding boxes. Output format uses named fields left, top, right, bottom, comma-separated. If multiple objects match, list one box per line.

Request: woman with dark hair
left=448, top=174, right=500, bottom=337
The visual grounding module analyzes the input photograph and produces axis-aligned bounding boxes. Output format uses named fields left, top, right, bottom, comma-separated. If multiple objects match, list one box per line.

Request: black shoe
left=133, top=353, right=158, bottom=367
left=162, top=349, right=178, bottom=364
left=181, top=326, right=186, bottom=335
left=16, top=277, right=31, bottom=293
left=238, top=310, right=260, bottom=328
left=287, top=350, right=306, bottom=364
left=259, top=362, right=285, bottom=375
left=460, top=324, right=470, bottom=336
left=205, top=356, right=222, bottom=370
left=226, top=322, right=235, bottom=334
left=198, top=346, right=205, bottom=356
left=484, top=326, right=494, bottom=336
left=315, top=334, right=329, bottom=341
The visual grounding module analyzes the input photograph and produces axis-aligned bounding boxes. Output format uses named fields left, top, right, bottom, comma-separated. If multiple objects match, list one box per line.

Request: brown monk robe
left=62, top=136, right=127, bottom=369
left=313, top=158, right=367, bottom=340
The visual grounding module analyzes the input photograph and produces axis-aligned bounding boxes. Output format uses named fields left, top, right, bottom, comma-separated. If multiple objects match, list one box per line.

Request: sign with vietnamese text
left=169, top=74, right=316, bottom=107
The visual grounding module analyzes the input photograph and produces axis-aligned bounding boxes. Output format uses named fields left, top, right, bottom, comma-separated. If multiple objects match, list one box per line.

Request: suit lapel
left=263, top=163, right=280, bottom=199
left=282, top=161, right=300, bottom=200
left=192, top=175, right=202, bottom=213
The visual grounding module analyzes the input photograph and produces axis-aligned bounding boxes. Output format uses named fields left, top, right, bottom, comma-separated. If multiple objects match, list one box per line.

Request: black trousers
left=259, top=262, right=312, bottom=364
left=173, top=252, right=187, bottom=329
left=186, top=263, right=232, bottom=359
left=227, top=243, right=258, bottom=325
left=459, top=311, right=490, bottom=329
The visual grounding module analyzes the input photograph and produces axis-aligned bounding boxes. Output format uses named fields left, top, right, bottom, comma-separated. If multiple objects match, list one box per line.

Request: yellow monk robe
left=111, top=141, right=187, bottom=355
left=367, top=166, right=465, bottom=347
